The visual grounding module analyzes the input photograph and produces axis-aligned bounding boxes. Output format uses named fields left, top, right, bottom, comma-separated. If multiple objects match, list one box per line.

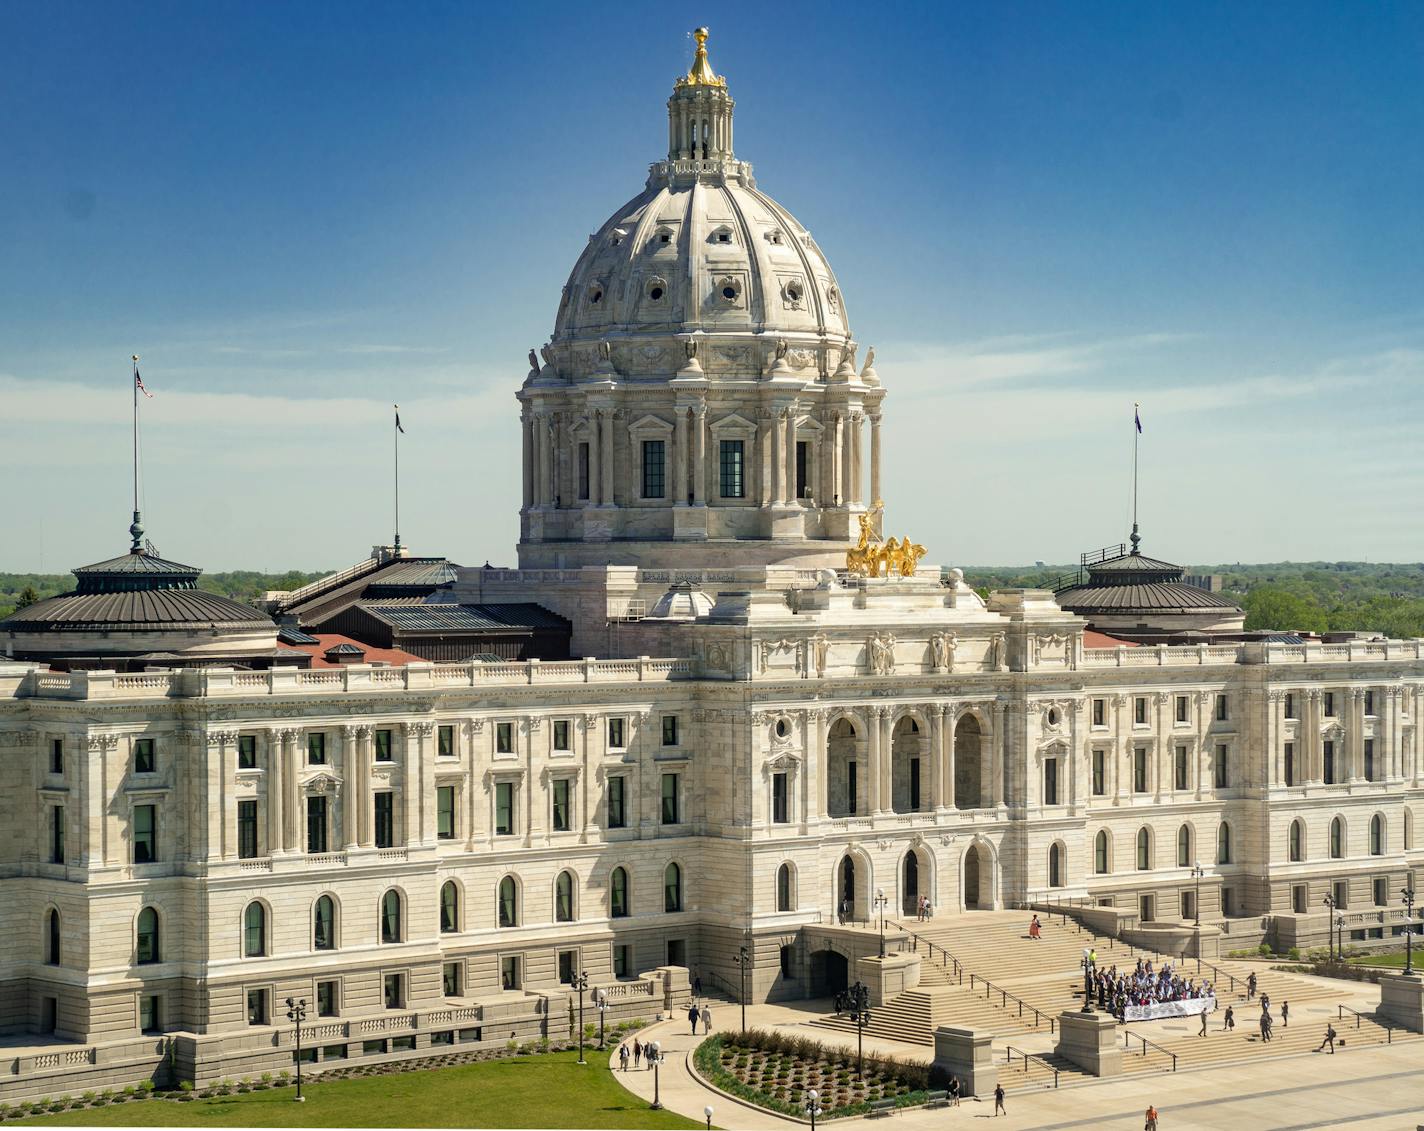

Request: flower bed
left=693, top=1029, right=938, bottom=1120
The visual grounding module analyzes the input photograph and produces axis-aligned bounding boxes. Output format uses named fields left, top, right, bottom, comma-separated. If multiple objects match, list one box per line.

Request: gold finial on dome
left=679, top=26, right=726, bottom=88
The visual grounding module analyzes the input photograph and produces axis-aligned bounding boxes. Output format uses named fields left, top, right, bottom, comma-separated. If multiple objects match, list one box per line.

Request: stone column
left=1306, top=690, right=1322, bottom=782
left=400, top=724, right=419, bottom=847
left=600, top=409, right=615, bottom=506
left=869, top=413, right=882, bottom=505
left=342, top=726, right=359, bottom=851
left=357, top=726, right=374, bottom=848
left=832, top=412, right=844, bottom=506
left=991, top=702, right=1007, bottom=807
left=521, top=411, right=534, bottom=508
left=784, top=409, right=798, bottom=503
left=284, top=730, right=302, bottom=853
left=849, top=413, right=863, bottom=506
left=758, top=414, right=772, bottom=505
left=1153, top=694, right=1166, bottom=801
left=880, top=710, right=894, bottom=813
left=1350, top=689, right=1366, bottom=781
left=412, top=721, right=435, bottom=846
left=587, top=409, right=602, bottom=506
left=266, top=728, right=284, bottom=856
left=867, top=707, right=883, bottom=814
left=692, top=404, right=707, bottom=505
left=465, top=721, right=482, bottom=851
left=770, top=407, right=785, bottom=504
left=810, top=710, right=827, bottom=824
left=673, top=408, right=687, bottom=505
left=928, top=706, right=945, bottom=811
left=942, top=705, right=957, bottom=810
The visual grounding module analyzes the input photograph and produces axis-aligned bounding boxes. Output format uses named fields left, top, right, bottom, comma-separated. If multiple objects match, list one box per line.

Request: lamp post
left=1191, top=860, right=1205, bottom=973
left=703, top=1105, right=714, bottom=1131
left=873, top=887, right=888, bottom=957
left=733, top=941, right=750, bottom=1032
left=804, top=1088, right=824, bottom=1131
left=596, top=988, right=608, bottom=1051
left=571, top=970, right=590, bottom=1064
left=845, top=981, right=872, bottom=1077
left=1323, top=893, right=1337, bottom=962
left=1403, top=886, right=1417, bottom=976
left=648, top=1040, right=663, bottom=1110
left=284, top=997, right=307, bottom=1103
left=1080, top=948, right=1095, bottom=1015
left=1337, top=914, right=1346, bottom=963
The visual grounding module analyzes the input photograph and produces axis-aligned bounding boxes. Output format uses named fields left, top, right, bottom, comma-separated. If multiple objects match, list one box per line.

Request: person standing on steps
left=1281, top=1000, right=1290, bottom=1028
left=693, top=974, right=702, bottom=997
left=1222, top=1004, right=1235, bottom=1032
left=1199, top=1005, right=1209, bottom=1037
left=1247, top=971, right=1258, bottom=1000
left=994, top=1082, right=1006, bottom=1116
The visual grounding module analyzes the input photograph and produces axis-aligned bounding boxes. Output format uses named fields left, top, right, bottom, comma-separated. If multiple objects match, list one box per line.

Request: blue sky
left=3, top=0, right=1423, bottom=573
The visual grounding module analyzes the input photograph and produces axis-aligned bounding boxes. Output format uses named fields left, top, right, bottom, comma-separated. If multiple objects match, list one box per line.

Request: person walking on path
left=701, top=1005, right=712, bottom=1034
left=688, top=1004, right=700, bottom=1034
left=1145, top=1104, right=1159, bottom=1131
left=1029, top=914, right=1042, bottom=940
left=693, top=974, right=702, bottom=997
left=632, top=1039, right=642, bottom=1068
left=618, top=1044, right=630, bottom=1071
left=1247, top=972, right=1258, bottom=1000
left=948, top=1075, right=961, bottom=1107
left=1281, top=1001, right=1290, bottom=1028
left=1222, top=1004, right=1235, bottom=1032
left=1199, top=1006, right=1209, bottom=1037
left=994, top=1083, right=1006, bottom=1116
left=1318, top=1023, right=1337, bottom=1054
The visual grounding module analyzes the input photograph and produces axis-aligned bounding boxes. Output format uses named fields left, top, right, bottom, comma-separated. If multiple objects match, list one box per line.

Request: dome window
left=782, top=279, right=805, bottom=309
left=610, top=227, right=628, bottom=247
left=645, top=277, right=668, bottom=303
left=709, top=225, right=735, bottom=246
left=716, top=276, right=742, bottom=304
left=588, top=281, right=605, bottom=305
left=654, top=226, right=674, bottom=246
left=765, top=229, right=784, bottom=246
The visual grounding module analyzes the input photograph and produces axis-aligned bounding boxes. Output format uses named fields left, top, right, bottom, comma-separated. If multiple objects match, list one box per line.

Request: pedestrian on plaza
left=633, top=1038, right=642, bottom=1068
left=701, top=1005, right=712, bottom=1033
left=1247, top=972, right=1258, bottom=1000
left=948, top=1075, right=961, bottom=1107
left=1199, top=1005, right=1209, bottom=1037
left=1281, top=1001, right=1290, bottom=1028
left=1145, top=1104, right=1159, bottom=1131
left=1317, top=1023, right=1337, bottom=1054
left=693, top=974, right=703, bottom=997
left=1259, top=1009, right=1272, bottom=1043
left=1029, top=914, right=1042, bottom=940
left=994, top=1083, right=1006, bottom=1116
left=618, top=1044, right=630, bottom=1071
left=1222, top=1004, right=1235, bottom=1032
left=688, top=1003, right=700, bottom=1034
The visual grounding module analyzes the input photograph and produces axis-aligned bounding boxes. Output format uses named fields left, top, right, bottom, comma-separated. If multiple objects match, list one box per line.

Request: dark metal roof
left=3, top=588, right=273, bottom=632
left=360, top=602, right=570, bottom=634
left=324, top=642, right=366, bottom=655
left=1084, top=553, right=1180, bottom=577
left=277, top=626, right=321, bottom=645
left=1056, top=581, right=1242, bottom=614
left=73, top=550, right=201, bottom=578
left=363, top=559, right=458, bottom=590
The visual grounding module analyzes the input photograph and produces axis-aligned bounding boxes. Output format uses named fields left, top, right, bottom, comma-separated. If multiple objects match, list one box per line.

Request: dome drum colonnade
left=517, top=29, right=884, bottom=570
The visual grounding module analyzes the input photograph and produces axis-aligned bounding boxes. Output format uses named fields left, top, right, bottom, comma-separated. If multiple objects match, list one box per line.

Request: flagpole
left=1130, top=401, right=1140, bottom=554
left=393, top=404, right=401, bottom=553
left=131, top=355, right=142, bottom=554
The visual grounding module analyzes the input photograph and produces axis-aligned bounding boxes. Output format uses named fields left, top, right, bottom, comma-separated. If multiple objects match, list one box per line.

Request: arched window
left=776, top=863, right=795, bottom=911
left=243, top=902, right=266, bottom=957
left=664, top=862, right=683, bottom=913
left=1048, top=843, right=1064, bottom=888
left=1216, top=822, right=1232, bottom=865
left=313, top=895, right=336, bottom=951
left=498, top=876, right=518, bottom=928
left=439, top=881, right=459, bottom=934
left=380, top=889, right=402, bottom=943
left=137, top=907, right=160, bottom=964
left=1288, top=820, right=1304, bottom=863
left=1330, top=817, right=1344, bottom=859
left=1136, top=827, right=1152, bottom=871
left=1370, top=814, right=1384, bottom=856
left=555, top=871, right=575, bottom=923
left=610, top=867, right=629, bottom=918
left=1177, top=824, right=1192, bottom=868
left=45, top=909, right=60, bottom=966
left=1094, top=830, right=1109, bottom=875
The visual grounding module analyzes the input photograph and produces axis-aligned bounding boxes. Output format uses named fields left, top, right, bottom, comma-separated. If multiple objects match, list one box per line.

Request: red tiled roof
left=1084, top=629, right=1140, bottom=648
left=281, top=633, right=426, bottom=668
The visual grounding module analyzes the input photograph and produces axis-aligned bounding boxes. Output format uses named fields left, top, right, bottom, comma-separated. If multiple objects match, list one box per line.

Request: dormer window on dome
left=710, top=225, right=734, bottom=245
left=587, top=281, right=605, bottom=305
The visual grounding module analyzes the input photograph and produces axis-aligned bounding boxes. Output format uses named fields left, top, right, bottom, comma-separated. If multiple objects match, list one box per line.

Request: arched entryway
left=962, top=840, right=996, bottom=910
left=954, top=715, right=983, bottom=809
left=836, top=856, right=858, bottom=923
left=809, top=950, right=850, bottom=996
left=891, top=715, right=926, bottom=813
left=902, top=850, right=920, bottom=915
left=827, top=718, right=861, bottom=817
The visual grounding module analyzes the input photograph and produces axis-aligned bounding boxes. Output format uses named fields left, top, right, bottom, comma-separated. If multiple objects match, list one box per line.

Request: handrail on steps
left=1338, top=1003, right=1394, bottom=1043
left=1121, top=1030, right=1178, bottom=1070
left=1002, top=1045, right=1059, bottom=1089
left=895, top=922, right=1055, bottom=1034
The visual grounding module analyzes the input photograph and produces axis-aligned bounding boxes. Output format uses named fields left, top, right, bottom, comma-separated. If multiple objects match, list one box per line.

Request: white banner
left=1123, top=995, right=1216, bottom=1022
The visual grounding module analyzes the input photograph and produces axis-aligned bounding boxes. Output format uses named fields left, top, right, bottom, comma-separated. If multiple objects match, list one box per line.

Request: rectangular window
left=1365, top=690, right=1375, bottom=716
left=1176, top=696, right=1188, bottom=723
left=437, top=786, right=456, bottom=839
left=607, top=776, right=626, bottom=829
left=500, top=955, right=521, bottom=991
left=558, top=950, right=576, bottom=985
left=1333, top=879, right=1348, bottom=910
left=780, top=944, right=794, bottom=979
left=1091, top=749, right=1105, bottom=796
left=1324, top=740, right=1336, bottom=785
left=496, top=722, right=514, bottom=754
left=1092, top=698, right=1105, bottom=727
left=772, top=772, right=789, bottom=824
left=307, top=732, right=326, bottom=765
left=1221, top=888, right=1235, bottom=917
left=553, top=719, right=571, bottom=752
left=1285, top=693, right=1296, bottom=719
left=795, top=440, right=809, bottom=500
left=847, top=761, right=858, bottom=814
left=1375, top=877, right=1389, bottom=907
left=909, top=758, right=922, bottom=810
left=1174, top=745, right=1189, bottom=791
left=1216, top=694, right=1228, bottom=722
left=362, top=1039, right=388, bottom=1056
left=323, top=1044, right=348, bottom=1060
left=132, top=804, right=156, bottom=863
left=1182, top=889, right=1197, bottom=921
left=140, top=994, right=160, bottom=1033
left=612, top=945, right=631, bottom=979
left=383, top=973, right=404, bottom=1010
left=374, top=729, right=393, bottom=761
left=50, top=805, right=64, bottom=864
left=578, top=442, right=590, bottom=501
left=641, top=439, right=665, bottom=498
left=661, top=715, right=678, bottom=746
left=1133, top=747, right=1148, bottom=793
left=50, top=738, right=63, bottom=775
left=443, top=962, right=462, bottom=997
left=552, top=778, right=571, bottom=832
left=495, top=782, right=515, bottom=836
left=1365, top=739, right=1376, bottom=782
left=374, top=792, right=395, bottom=848
left=238, top=800, right=259, bottom=859
left=1043, top=759, right=1058, bottom=806
left=608, top=717, right=626, bottom=749
left=1284, top=742, right=1296, bottom=786
left=306, top=795, right=328, bottom=854
left=1324, top=692, right=1336, bottom=717
left=238, top=734, right=257, bottom=770
left=246, top=988, right=268, bottom=1026
left=134, top=738, right=155, bottom=774
left=1292, top=884, right=1307, bottom=915
left=1134, top=697, right=1147, bottom=725
left=661, top=773, right=680, bottom=825
left=437, top=725, right=455, bottom=757
left=1214, top=745, right=1229, bottom=789
left=719, top=439, right=745, bottom=498
left=316, top=980, right=339, bottom=1017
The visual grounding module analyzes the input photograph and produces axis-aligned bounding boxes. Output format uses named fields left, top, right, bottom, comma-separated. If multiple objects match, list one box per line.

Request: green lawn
left=1351, top=951, right=1419, bottom=968
left=12, top=1052, right=702, bottom=1129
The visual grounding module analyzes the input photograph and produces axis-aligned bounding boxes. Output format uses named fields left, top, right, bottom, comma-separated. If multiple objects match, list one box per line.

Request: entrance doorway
left=963, top=842, right=994, bottom=910
left=837, top=857, right=857, bottom=923
left=902, top=851, right=920, bottom=916
left=809, top=950, right=849, bottom=996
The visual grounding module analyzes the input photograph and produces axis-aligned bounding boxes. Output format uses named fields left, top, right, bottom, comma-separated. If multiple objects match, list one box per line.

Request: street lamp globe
left=703, top=1105, right=714, bottom=1130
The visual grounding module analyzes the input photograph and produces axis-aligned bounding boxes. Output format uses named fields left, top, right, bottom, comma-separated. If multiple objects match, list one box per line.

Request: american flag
left=134, top=360, right=153, bottom=399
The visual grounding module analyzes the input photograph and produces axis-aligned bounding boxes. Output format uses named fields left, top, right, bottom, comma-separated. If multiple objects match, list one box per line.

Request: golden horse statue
left=846, top=512, right=927, bottom=578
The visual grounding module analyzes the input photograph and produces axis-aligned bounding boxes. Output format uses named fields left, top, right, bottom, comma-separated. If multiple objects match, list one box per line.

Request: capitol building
left=2, top=31, right=1422, bottom=1099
